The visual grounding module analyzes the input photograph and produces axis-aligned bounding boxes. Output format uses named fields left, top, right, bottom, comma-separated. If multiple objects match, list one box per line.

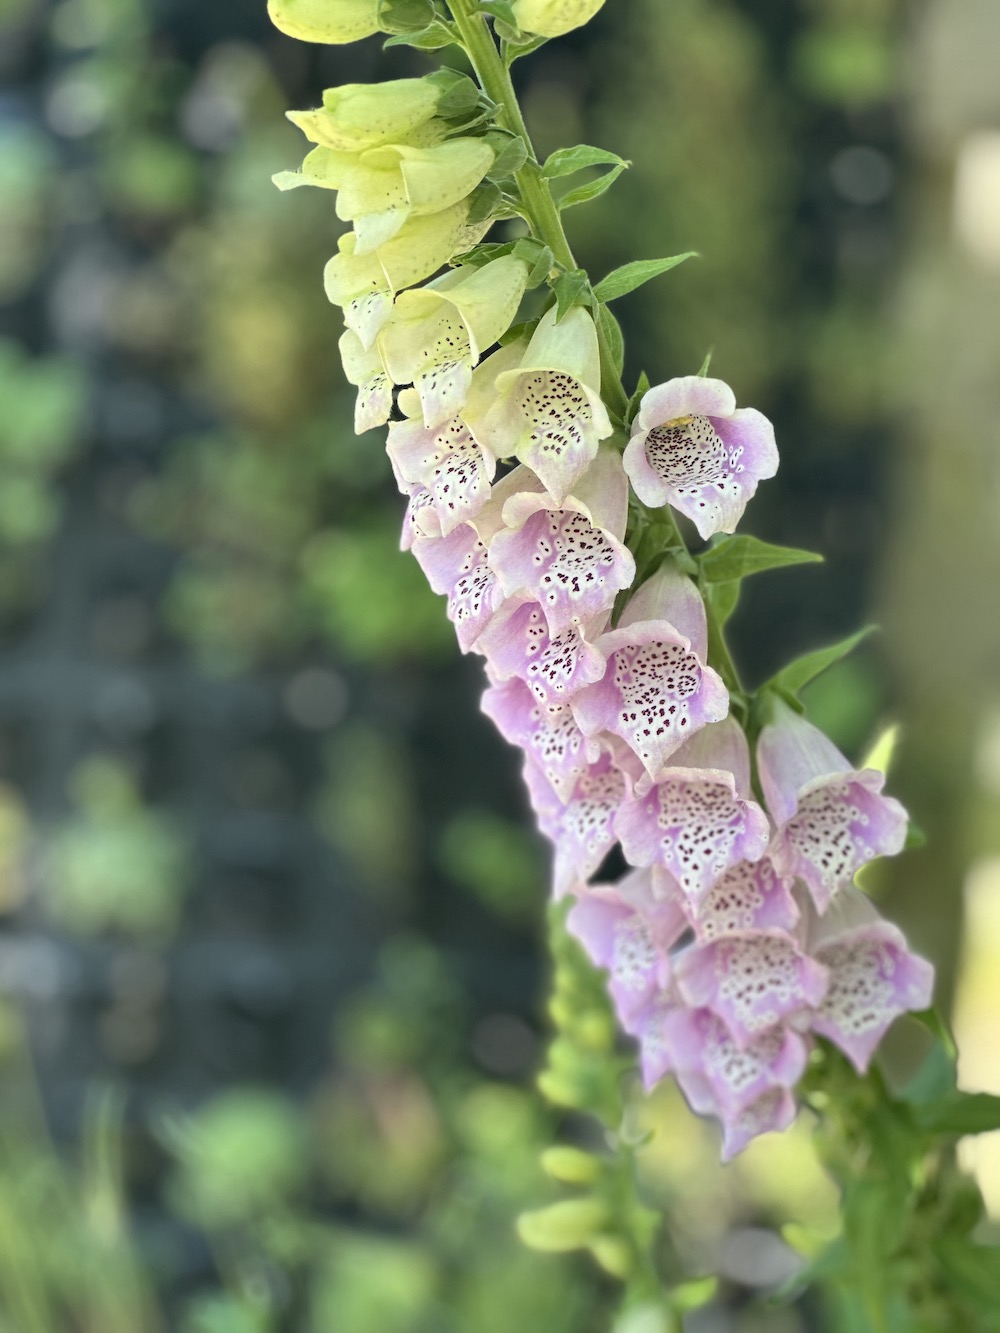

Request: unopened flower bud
left=287, top=78, right=442, bottom=153
left=540, top=1145, right=603, bottom=1184
left=267, top=0, right=379, bottom=44
left=516, top=1197, right=609, bottom=1251
left=588, top=1233, right=633, bottom=1279
left=511, top=0, right=606, bottom=38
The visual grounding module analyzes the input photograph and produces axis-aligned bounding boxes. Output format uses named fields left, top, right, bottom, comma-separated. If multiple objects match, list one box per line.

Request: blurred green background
left=0, top=0, right=998, bottom=1327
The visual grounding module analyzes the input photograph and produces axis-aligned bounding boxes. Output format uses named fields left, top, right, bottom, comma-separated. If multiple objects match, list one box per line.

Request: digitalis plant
left=268, top=1, right=1000, bottom=1326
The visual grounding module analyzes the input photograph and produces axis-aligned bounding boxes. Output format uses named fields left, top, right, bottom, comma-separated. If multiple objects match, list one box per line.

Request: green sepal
left=626, top=370, right=651, bottom=424
left=502, top=32, right=547, bottom=63
left=904, top=820, right=926, bottom=850
left=557, top=164, right=628, bottom=211
left=552, top=268, right=591, bottom=321
left=764, top=625, right=877, bottom=699
left=485, top=130, right=528, bottom=179
left=697, top=349, right=713, bottom=376
left=592, top=251, right=696, bottom=303
left=383, top=17, right=457, bottom=47
left=499, top=318, right=537, bottom=346
left=703, top=578, right=742, bottom=630
left=427, top=69, right=483, bottom=120
left=512, top=236, right=554, bottom=288
left=466, top=180, right=503, bottom=224
left=899, top=1032, right=957, bottom=1108
left=596, top=304, right=624, bottom=378
left=699, top=534, right=822, bottom=583
left=378, top=0, right=435, bottom=33
left=541, top=143, right=627, bottom=178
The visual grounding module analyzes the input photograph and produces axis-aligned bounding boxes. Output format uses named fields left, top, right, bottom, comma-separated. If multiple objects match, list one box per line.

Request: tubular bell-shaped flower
left=571, top=564, right=729, bottom=781
left=386, top=399, right=497, bottom=536
left=465, top=306, right=612, bottom=501
left=623, top=376, right=778, bottom=540
left=379, top=257, right=529, bottom=426
left=267, top=0, right=380, bottom=44
left=481, top=679, right=592, bottom=803
left=324, top=203, right=489, bottom=346
left=412, top=518, right=503, bottom=652
left=285, top=79, right=443, bottom=153
left=614, top=719, right=770, bottom=907
left=566, top=871, right=688, bottom=1032
left=683, top=856, right=800, bottom=940
left=757, top=698, right=908, bottom=912
left=338, top=330, right=391, bottom=434
left=804, top=888, right=934, bottom=1072
left=477, top=602, right=607, bottom=707
left=275, top=137, right=495, bottom=254
left=486, top=447, right=636, bottom=636
left=512, top=0, right=607, bottom=38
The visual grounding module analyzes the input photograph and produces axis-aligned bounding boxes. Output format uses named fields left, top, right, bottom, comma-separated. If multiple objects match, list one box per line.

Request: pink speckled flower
left=682, top=855, right=800, bottom=941
left=387, top=406, right=496, bottom=537
left=804, top=888, right=934, bottom=1072
left=572, top=565, right=729, bottom=783
left=477, top=602, right=607, bottom=708
left=623, top=376, right=778, bottom=540
left=566, top=871, right=687, bottom=1033
left=758, top=699, right=908, bottom=912
left=486, top=448, right=636, bottom=636
left=411, top=521, right=502, bottom=652
left=614, top=718, right=770, bottom=909
left=480, top=677, right=591, bottom=802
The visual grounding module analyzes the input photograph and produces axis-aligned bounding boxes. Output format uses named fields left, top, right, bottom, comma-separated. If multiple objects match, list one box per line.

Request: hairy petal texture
left=487, top=449, right=635, bottom=635
left=674, top=930, right=829, bottom=1048
left=481, top=678, right=591, bottom=802
left=759, top=701, right=907, bottom=911
left=567, top=872, right=688, bottom=1033
left=477, top=600, right=607, bottom=707
left=623, top=375, right=778, bottom=540
left=466, top=307, right=612, bottom=500
left=412, top=523, right=501, bottom=652
left=387, top=414, right=496, bottom=536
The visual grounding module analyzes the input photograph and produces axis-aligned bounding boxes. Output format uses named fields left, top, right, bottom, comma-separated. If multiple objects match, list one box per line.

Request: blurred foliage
left=0, top=0, right=992, bottom=1326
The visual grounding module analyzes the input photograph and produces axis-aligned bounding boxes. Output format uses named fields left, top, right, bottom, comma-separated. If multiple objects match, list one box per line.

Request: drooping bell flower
left=379, top=257, right=529, bottom=426
left=481, top=679, right=592, bottom=802
left=268, top=0, right=380, bottom=44
left=804, top=887, right=934, bottom=1072
left=511, top=0, right=607, bottom=38
left=274, top=137, right=495, bottom=256
left=653, top=1007, right=809, bottom=1155
left=566, top=871, right=688, bottom=1033
left=672, top=928, right=829, bottom=1048
left=285, top=79, right=443, bottom=153
left=757, top=698, right=908, bottom=913
left=486, top=447, right=636, bottom=636
left=477, top=601, right=607, bottom=707
left=623, top=376, right=778, bottom=541
left=718, top=1088, right=799, bottom=1161
left=571, top=564, right=729, bottom=782
left=464, top=305, right=612, bottom=501
left=387, top=393, right=496, bottom=536
left=400, top=486, right=441, bottom=550
left=614, top=718, right=769, bottom=907
left=684, top=855, right=800, bottom=941
left=324, top=203, right=489, bottom=347
left=524, top=749, right=637, bottom=895
left=338, top=329, right=391, bottom=434
left=411, top=519, right=503, bottom=653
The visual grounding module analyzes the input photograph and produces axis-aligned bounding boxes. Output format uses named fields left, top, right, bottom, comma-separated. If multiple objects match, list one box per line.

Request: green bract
left=267, top=0, right=380, bottom=43
left=286, top=79, right=442, bottom=153
left=511, top=0, right=606, bottom=38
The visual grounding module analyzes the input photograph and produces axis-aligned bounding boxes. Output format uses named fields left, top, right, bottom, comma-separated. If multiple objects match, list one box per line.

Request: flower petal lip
left=636, top=375, right=737, bottom=431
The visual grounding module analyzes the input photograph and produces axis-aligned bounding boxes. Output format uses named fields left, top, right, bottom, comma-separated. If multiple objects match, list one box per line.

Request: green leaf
left=934, top=1237, right=1000, bottom=1310
left=900, top=1037, right=957, bottom=1108
left=913, top=1091, right=1000, bottom=1136
left=626, top=370, right=651, bottom=424
left=481, top=0, right=519, bottom=26
left=596, top=304, right=624, bottom=379
left=766, top=626, right=877, bottom=698
left=486, top=131, right=528, bottom=179
left=592, top=252, right=696, bottom=303
left=556, top=162, right=628, bottom=211
left=697, top=349, right=713, bottom=377
left=542, top=144, right=627, bottom=178
left=699, top=534, right=822, bottom=584
left=452, top=240, right=515, bottom=268
left=552, top=269, right=591, bottom=321
left=704, top=576, right=742, bottom=630
left=512, top=237, right=553, bottom=288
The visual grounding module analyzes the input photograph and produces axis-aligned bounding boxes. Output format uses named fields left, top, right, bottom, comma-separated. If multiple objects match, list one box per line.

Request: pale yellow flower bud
left=516, top=1198, right=610, bottom=1251
left=286, top=79, right=442, bottom=153
left=511, top=0, right=605, bottom=38
left=540, top=1145, right=603, bottom=1184
left=267, top=0, right=380, bottom=44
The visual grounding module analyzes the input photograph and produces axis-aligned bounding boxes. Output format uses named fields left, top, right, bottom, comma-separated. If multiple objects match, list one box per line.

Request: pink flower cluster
left=396, top=367, right=933, bottom=1157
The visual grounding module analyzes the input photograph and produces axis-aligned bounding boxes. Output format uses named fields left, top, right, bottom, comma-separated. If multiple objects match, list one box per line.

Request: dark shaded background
left=0, top=0, right=997, bottom=1328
